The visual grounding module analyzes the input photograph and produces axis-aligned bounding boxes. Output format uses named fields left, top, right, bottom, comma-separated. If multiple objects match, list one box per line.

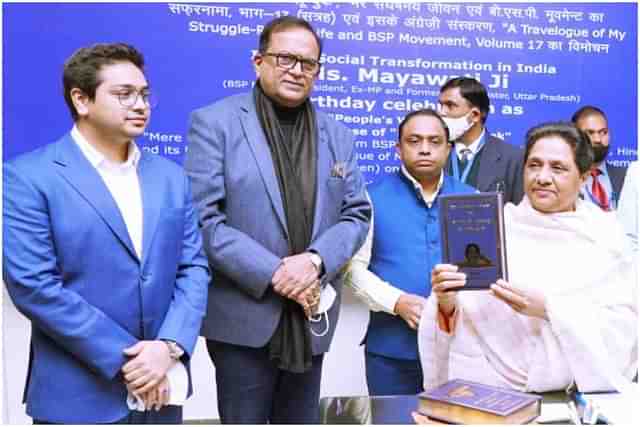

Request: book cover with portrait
left=439, top=192, right=508, bottom=290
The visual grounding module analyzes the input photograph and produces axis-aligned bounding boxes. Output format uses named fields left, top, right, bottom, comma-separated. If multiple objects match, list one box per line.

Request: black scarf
left=253, top=82, right=317, bottom=373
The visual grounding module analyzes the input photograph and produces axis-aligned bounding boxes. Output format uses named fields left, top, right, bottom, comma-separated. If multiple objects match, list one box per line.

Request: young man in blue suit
left=439, top=77, right=524, bottom=204
left=2, top=43, right=210, bottom=424
left=184, top=16, right=371, bottom=424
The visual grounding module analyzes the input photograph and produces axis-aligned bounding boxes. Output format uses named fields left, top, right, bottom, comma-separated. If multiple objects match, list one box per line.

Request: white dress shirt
left=342, top=167, right=444, bottom=314
left=455, top=129, right=485, bottom=161
left=72, top=126, right=143, bottom=258
left=71, top=127, right=187, bottom=409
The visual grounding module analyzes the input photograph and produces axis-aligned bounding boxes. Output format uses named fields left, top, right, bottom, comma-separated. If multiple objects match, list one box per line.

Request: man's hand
left=139, top=376, right=171, bottom=411
left=272, top=252, right=319, bottom=299
left=490, top=279, right=548, bottom=319
left=431, top=264, right=466, bottom=316
left=122, top=341, right=174, bottom=395
left=294, top=281, right=321, bottom=318
left=394, top=294, right=427, bottom=330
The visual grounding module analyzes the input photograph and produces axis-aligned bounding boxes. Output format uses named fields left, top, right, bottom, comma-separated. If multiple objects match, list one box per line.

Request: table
left=319, top=391, right=573, bottom=424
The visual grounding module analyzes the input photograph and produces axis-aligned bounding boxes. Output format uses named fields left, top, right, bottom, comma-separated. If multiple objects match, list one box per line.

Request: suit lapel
left=53, top=134, right=138, bottom=261
left=137, top=154, right=162, bottom=267
left=475, top=135, right=501, bottom=191
left=239, top=96, right=289, bottom=237
left=311, top=118, right=331, bottom=240
left=607, top=165, right=626, bottom=195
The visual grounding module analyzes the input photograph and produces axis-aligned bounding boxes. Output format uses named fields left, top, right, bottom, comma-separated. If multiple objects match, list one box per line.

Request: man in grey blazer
left=438, top=77, right=524, bottom=204
left=184, top=16, right=371, bottom=424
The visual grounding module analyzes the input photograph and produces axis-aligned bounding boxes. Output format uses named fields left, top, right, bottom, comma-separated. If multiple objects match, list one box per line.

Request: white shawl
left=419, top=197, right=637, bottom=393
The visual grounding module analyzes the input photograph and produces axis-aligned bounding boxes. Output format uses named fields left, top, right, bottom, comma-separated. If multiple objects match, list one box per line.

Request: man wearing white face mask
left=438, top=77, right=524, bottom=204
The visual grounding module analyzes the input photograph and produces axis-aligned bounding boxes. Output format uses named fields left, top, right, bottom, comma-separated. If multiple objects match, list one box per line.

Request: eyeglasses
left=112, top=89, right=158, bottom=109
left=262, top=52, right=321, bottom=76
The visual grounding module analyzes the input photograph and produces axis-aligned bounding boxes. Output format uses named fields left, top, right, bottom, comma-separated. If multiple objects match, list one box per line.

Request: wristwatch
left=309, top=252, right=323, bottom=275
left=162, top=340, right=184, bottom=361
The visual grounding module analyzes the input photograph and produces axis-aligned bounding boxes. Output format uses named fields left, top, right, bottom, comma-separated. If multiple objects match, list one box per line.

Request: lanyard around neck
left=450, top=134, right=486, bottom=183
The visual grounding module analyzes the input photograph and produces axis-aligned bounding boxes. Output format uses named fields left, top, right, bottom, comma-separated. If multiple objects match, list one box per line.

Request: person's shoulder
left=190, top=91, right=251, bottom=118
left=5, top=136, right=65, bottom=173
left=443, top=175, right=476, bottom=194
left=486, top=133, right=523, bottom=156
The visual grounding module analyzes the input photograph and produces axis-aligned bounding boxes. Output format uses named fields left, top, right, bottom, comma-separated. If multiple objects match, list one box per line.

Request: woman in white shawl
left=419, top=122, right=637, bottom=396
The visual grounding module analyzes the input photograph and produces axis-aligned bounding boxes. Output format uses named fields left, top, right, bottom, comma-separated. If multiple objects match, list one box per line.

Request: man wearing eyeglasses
left=185, top=16, right=371, bottom=424
left=3, top=43, right=210, bottom=424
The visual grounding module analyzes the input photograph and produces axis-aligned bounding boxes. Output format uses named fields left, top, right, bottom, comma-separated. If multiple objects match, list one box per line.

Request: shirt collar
left=401, top=165, right=444, bottom=207
left=71, top=125, right=140, bottom=170
left=455, top=129, right=485, bottom=158
left=596, top=162, right=609, bottom=177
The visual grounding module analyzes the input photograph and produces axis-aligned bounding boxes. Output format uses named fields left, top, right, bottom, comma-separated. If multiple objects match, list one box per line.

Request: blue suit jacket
left=2, top=134, right=210, bottom=423
left=184, top=92, right=371, bottom=354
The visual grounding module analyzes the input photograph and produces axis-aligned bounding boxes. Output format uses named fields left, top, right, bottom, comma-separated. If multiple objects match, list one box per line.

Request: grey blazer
left=184, top=92, right=371, bottom=354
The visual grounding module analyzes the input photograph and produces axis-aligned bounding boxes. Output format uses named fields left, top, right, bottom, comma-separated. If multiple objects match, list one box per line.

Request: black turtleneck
left=274, top=103, right=304, bottom=144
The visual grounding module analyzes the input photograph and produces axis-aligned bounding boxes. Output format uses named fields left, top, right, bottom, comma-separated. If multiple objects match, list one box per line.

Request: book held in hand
left=439, top=192, right=508, bottom=290
left=418, top=379, right=542, bottom=424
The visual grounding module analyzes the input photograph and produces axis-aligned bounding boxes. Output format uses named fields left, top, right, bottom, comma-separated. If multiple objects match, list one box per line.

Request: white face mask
left=443, top=111, right=474, bottom=141
left=309, top=283, right=337, bottom=337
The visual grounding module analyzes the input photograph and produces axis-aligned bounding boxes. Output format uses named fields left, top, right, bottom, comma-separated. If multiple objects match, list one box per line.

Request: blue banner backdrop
left=3, top=2, right=637, bottom=183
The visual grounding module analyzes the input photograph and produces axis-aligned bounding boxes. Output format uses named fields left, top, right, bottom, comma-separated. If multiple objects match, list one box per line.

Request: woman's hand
left=431, top=264, right=465, bottom=316
left=490, top=279, right=548, bottom=319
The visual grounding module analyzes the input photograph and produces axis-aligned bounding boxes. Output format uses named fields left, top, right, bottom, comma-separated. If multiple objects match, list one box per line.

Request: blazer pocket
left=325, top=176, right=345, bottom=196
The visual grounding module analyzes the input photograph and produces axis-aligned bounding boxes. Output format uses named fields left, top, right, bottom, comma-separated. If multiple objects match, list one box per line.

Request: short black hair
left=63, top=43, right=145, bottom=121
left=465, top=243, right=480, bottom=256
left=440, top=77, right=490, bottom=124
left=258, top=16, right=323, bottom=59
left=398, top=108, right=450, bottom=142
left=571, top=105, right=607, bottom=125
left=524, top=122, right=594, bottom=175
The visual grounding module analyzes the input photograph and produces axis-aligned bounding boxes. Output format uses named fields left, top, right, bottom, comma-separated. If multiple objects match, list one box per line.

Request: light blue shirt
left=581, top=162, right=615, bottom=208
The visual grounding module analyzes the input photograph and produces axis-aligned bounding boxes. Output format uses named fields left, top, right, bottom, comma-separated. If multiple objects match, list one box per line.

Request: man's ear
left=70, top=88, right=90, bottom=118
left=395, top=141, right=402, bottom=159
left=470, top=107, right=483, bottom=124
left=253, top=54, right=263, bottom=78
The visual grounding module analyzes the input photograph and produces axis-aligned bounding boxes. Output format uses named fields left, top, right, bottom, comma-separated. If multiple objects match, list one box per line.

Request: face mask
left=443, top=112, right=474, bottom=141
left=309, top=283, right=337, bottom=337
